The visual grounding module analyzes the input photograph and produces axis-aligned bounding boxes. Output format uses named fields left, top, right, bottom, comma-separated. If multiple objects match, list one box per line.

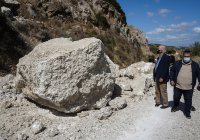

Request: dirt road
left=117, top=84, right=200, bottom=140
left=1, top=81, right=200, bottom=140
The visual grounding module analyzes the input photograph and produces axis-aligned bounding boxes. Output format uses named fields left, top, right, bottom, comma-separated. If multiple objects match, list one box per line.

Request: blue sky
left=117, top=0, right=200, bottom=46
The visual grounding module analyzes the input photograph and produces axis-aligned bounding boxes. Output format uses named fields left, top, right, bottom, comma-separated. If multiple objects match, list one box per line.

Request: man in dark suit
left=153, top=45, right=171, bottom=108
left=170, top=49, right=200, bottom=119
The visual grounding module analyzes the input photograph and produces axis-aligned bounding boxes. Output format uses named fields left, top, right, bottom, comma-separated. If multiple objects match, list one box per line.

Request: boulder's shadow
left=25, top=97, right=77, bottom=117
left=112, top=84, right=122, bottom=99
left=24, top=84, right=122, bottom=117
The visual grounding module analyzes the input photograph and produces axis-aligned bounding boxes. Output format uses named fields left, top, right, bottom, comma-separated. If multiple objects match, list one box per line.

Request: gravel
left=1, top=75, right=200, bottom=140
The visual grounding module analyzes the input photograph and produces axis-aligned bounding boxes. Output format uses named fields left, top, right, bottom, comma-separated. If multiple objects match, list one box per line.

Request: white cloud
left=146, top=28, right=165, bottom=34
left=165, top=35, right=177, bottom=40
left=158, top=9, right=171, bottom=17
left=169, top=22, right=189, bottom=30
left=165, top=28, right=173, bottom=32
left=167, top=21, right=197, bottom=31
left=149, top=33, right=200, bottom=46
left=193, top=27, right=200, bottom=33
left=166, top=34, right=189, bottom=41
left=152, top=34, right=191, bottom=43
left=192, top=21, right=198, bottom=24
left=147, top=12, right=154, bottom=17
left=146, top=21, right=197, bottom=35
left=146, top=20, right=200, bottom=45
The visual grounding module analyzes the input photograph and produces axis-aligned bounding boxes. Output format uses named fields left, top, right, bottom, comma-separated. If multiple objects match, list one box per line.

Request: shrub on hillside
left=98, top=34, right=115, bottom=51
left=95, top=13, right=110, bottom=30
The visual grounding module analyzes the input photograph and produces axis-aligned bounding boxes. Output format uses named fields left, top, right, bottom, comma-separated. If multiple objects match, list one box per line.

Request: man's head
left=157, top=45, right=166, bottom=56
left=182, top=49, right=191, bottom=63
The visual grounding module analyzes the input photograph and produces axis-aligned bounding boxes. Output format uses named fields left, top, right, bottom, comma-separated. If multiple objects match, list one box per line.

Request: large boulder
left=16, top=37, right=115, bottom=113
left=108, top=97, right=127, bottom=111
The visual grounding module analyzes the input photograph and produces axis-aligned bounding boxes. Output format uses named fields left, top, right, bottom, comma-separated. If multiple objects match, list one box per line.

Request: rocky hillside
left=0, top=0, right=148, bottom=76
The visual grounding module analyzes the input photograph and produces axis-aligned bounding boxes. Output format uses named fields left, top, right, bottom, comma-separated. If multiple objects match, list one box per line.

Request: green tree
left=149, top=44, right=158, bottom=54
left=191, top=42, right=200, bottom=56
left=166, top=47, right=176, bottom=54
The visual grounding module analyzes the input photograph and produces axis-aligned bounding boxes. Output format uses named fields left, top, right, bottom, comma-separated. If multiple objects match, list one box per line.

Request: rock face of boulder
left=114, top=61, right=154, bottom=98
left=16, top=37, right=115, bottom=113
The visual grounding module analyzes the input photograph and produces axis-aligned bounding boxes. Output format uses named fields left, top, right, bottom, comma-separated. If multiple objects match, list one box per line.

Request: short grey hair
left=159, top=45, right=166, bottom=53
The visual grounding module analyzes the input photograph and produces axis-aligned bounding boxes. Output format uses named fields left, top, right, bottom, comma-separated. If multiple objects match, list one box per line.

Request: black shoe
left=155, top=104, right=160, bottom=107
left=191, top=106, right=196, bottom=111
left=160, top=105, right=168, bottom=109
left=185, top=113, right=191, bottom=119
left=171, top=106, right=178, bottom=112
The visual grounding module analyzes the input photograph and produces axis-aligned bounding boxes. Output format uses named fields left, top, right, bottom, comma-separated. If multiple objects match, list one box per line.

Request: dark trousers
left=174, top=87, right=193, bottom=114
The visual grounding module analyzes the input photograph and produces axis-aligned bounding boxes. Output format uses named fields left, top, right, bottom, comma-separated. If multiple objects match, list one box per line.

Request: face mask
left=183, top=57, right=191, bottom=63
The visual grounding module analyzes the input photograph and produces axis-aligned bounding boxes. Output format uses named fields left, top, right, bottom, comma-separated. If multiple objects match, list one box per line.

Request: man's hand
left=159, top=78, right=164, bottom=83
left=170, top=81, right=175, bottom=86
left=197, top=84, right=200, bottom=91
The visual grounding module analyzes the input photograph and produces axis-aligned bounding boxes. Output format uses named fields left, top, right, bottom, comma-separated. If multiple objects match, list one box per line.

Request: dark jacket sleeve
left=159, top=55, right=170, bottom=81
left=170, top=63, right=176, bottom=81
left=153, top=58, right=158, bottom=82
left=170, top=55, right=175, bottom=65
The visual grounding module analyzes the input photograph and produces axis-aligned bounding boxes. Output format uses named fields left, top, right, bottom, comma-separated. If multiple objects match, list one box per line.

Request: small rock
left=0, top=74, right=15, bottom=88
left=109, top=97, right=127, bottom=111
left=1, top=6, right=11, bottom=16
left=17, top=132, right=29, bottom=140
left=118, top=68, right=136, bottom=79
left=4, top=0, right=20, bottom=5
left=48, top=128, right=59, bottom=137
left=98, top=107, right=113, bottom=120
left=31, top=121, right=45, bottom=134
left=121, top=84, right=133, bottom=91
left=2, top=85, right=12, bottom=90
left=137, top=62, right=154, bottom=74
left=77, top=111, right=89, bottom=118
left=0, top=136, right=6, bottom=140
left=1, top=101, right=13, bottom=109
left=144, top=75, right=154, bottom=95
